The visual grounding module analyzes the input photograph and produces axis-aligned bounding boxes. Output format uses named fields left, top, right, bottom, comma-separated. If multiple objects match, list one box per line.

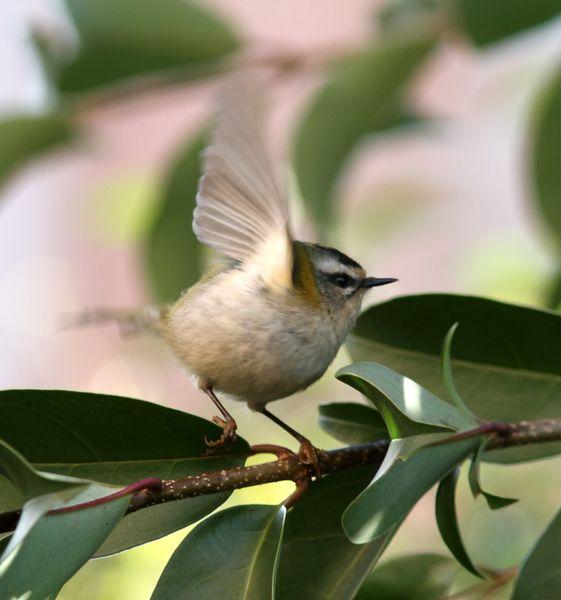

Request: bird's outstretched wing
left=193, top=73, right=293, bottom=291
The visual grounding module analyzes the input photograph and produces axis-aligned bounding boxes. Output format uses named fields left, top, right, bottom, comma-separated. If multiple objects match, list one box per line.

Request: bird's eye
left=330, top=273, right=352, bottom=288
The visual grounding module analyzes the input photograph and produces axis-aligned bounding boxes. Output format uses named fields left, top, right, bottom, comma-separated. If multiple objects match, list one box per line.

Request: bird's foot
left=205, top=415, right=238, bottom=451
left=297, top=438, right=328, bottom=478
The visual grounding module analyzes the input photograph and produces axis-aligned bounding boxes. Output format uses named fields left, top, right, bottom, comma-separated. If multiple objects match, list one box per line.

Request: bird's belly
left=164, top=279, right=342, bottom=408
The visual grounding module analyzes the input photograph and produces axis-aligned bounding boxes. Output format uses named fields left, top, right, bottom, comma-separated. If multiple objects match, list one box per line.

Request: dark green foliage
left=531, top=66, right=561, bottom=250
left=348, top=294, right=561, bottom=461
left=435, top=468, right=481, bottom=577
left=0, top=114, right=75, bottom=192
left=151, top=505, right=285, bottom=600
left=277, top=467, right=394, bottom=599
left=0, top=389, right=249, bottom=554
left=343, top=437, right=480, bottom=543
left=144, top=133, right=206, bottom=302
left=457, top=0, right=561, bottom=46
left=318, top=402, right=388, bottom=444
left=55, top=0, right=240, bottom=95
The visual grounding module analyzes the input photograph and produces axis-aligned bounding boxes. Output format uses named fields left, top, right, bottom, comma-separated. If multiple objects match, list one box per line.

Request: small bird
left=76, top=74, right=396, bottom=464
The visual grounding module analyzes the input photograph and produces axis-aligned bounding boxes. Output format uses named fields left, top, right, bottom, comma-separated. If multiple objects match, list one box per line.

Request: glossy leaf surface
left=337, top=362, right=476, bottom=438
left=435, top=467, right=481, bottom=577
left=343, top=437, right=479, bottom=543
left=0, top=389, right=249, bottom=553
left=152, top=504, right=285, bottom=600
left=318, top=402, right=388, bottom=444
left=348, top=294, right=561, bottom=462
left=277, top=466, right=395, bottom=599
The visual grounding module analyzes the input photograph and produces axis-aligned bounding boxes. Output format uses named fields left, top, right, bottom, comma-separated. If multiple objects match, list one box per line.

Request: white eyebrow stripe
left=315, top=257, right=358, bottom=276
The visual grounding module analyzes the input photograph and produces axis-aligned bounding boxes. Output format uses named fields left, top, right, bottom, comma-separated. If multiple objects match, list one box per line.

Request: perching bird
left=73, top=73, right=396, bottom=464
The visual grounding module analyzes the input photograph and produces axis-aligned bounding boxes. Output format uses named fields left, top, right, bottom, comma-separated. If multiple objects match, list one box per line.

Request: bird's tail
left=59, top=304, right=168, bottom=337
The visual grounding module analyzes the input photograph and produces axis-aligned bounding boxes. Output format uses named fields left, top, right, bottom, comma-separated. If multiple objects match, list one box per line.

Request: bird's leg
left=258, top=407, right=326, bottom=477
left=202, top=386, right=238, bottom=449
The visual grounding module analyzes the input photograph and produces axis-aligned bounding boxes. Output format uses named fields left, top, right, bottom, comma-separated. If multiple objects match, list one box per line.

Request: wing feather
left=193, top=73, right=292, bottom=290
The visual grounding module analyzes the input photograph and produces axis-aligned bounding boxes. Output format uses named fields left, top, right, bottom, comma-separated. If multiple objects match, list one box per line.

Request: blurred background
left=1, top=1, right=561, bottom=597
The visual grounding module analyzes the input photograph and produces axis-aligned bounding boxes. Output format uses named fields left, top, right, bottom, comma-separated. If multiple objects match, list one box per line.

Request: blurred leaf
left=456, top=0, right=561, bottom=46
left=336, top=362, right=477, bottom=438
left=0, top=114, right=74, bottom=193
left=343, top=437, right=479, bottom=543
left=435, top=467, right=481, bottom=577
left=145, top=132, right=205, bottom=302
left=544, top=266, right=561, bottom=310
left=152, top=504, right=285, bottom=600
left=55, top=0, right=239, bottom=95
left=277, top=466, right=395, bottom=599
left=0, top=483, right=129, bottom=599
left=468, top=440, right=518, bottom=509
left=318, top=402, right=388, bottom=444
left=512, top=504, right=561, bottom=599
left=293, top=33, right=434, bottom=236
left=355, top=553, right=457, bottom=600
left=378, top=0, right=441, bottom=31
left=531, top=66, right=561, bottom=251
left=0, top=389, right=249, bottom=554
left=348, top=294, right=561, bottom=462
left=441, top=323, right=475, bottom=417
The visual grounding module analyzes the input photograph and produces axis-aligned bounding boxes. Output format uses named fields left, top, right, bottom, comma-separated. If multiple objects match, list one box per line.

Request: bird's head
left=293, top=242, right=397, bottom=318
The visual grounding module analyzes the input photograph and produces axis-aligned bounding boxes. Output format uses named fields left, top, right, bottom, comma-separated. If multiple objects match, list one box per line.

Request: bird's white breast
left=163, top=267, right=355, bottom=409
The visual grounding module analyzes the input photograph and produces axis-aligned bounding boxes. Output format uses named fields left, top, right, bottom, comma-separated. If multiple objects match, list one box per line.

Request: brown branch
left=1, top=418, right=561, bottom=535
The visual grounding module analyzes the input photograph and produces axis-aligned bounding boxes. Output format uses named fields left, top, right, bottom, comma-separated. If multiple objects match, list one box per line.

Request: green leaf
left=355, top=553, right=457, bottom=600
left=468, top=440, right=518, bottom=510
left=512, top=504, right=561, bottom=599
left=293, top=33, right=434, bottom=236
left=277, top=466, right=396, bottom=599
left=441, top=323, right=475, bottom=417
left=531, top=65, right=561, bottom=250
left=0, top=389, right=249, bottom=554
left=318, top=402, right=388, bottom=444
left=0, top=114, right=74, bottom=192
left=0, top=483, right=129, bottom=599
left=348, top=293, right=561, bottom=462
left=0, top=438, right=83, bottom=502
left=435, top=467, right=481, bottom=577
left=152, top=504, right=285, bottom=600
left=144, top=132, right=205, bottom=302
left=0, top=438, right=89, bottom=572
left=343, top=437, right=479, bottom=543
left=336, top=362, right=477, bottom=438
left=456, top=0, right=561, bottom=46
left=55, top=0, right=240, bottom=95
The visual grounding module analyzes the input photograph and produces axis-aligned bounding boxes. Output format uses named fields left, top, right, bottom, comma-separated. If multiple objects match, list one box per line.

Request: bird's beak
left=360, top=276, right=398, bottom=289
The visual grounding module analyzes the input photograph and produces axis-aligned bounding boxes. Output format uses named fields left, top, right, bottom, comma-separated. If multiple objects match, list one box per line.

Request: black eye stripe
left=327, top=272, right=356, bottom=288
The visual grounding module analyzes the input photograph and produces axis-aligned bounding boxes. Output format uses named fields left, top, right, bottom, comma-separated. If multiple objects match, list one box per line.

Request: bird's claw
left=205, top=416, right=238, bottom=451
left=297, top=439, right=327, bottom=478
